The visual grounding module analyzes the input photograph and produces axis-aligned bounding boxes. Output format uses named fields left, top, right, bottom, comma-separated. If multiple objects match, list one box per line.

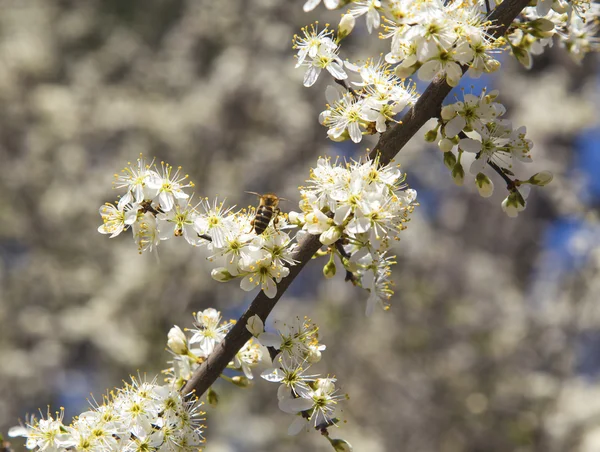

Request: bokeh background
left=1, top=1, right=599, bottom=451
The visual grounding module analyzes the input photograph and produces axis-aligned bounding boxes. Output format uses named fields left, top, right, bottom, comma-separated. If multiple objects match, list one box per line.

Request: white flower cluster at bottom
left=9, top=377, right=204, bottom=452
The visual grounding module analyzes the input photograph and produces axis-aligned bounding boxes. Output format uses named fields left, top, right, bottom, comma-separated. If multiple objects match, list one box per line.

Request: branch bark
left=182, top=0, right=531, bottom=398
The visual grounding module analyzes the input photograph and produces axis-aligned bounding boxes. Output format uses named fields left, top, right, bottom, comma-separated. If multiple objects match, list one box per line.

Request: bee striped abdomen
left=253, top=206, right=273, bottom=235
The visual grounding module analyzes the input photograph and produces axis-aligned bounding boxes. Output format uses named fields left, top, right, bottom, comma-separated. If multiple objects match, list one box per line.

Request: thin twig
left=181, top=0, right=531, bottom=399
left=487, top=160, right=517, bottom=190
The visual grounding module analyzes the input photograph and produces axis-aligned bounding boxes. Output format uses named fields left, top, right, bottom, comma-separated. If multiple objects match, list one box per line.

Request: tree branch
left=182, top=0, right=531, bottom=399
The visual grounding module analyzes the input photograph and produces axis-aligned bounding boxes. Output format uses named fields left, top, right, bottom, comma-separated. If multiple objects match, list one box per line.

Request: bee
left=246, top=192, right=284, bottom=235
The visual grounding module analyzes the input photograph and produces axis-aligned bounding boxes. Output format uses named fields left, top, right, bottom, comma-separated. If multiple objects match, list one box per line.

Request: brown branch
left=182, top=0, right=531, bottom=399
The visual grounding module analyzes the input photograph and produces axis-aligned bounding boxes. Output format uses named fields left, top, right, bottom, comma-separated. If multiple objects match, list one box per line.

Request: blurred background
left=1, top=0, right=599, bottom=451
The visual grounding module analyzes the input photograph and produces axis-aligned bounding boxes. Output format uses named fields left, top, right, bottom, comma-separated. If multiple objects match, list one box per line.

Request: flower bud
left=207, top=387, right=219, bottom=407
left=440, top=104, right=456, bottom=121
left=338, top=14, right=355, bottom=39
left=288, top=211, right=304, bottom=225
left=211, top=267, right=235, bottom=282
left=231, top=376, right=251, bottom=388
left=167, top=325, right=188, bottom=355
left=443, top=151, right=457, bottom=170
left=395, top=64, right=416, bottom=79
left=320, top=227, right=342, bottom=245
left=501, top=190, right=526, bottom=218
left=329, top=438, right=353, bottom=452
left=329, top=130, right=350, bottom=142
left=485, top=89, right=500, bottom=101
left=323, top=258, right=337, bottom=279
left=307, top=344, right=323, bottom=363
left=511, top=44, right=532, bottom=69
left=528, top=170, right=553, bottom=186
left=424, top=126, right=439, bottom=142
left=452, top=162, right=465, bottom=186
left=486, top=58, right=501, bottom=74
left=530, top=18, right=555, bottom=38
left=475, top=173, right=494, bottom=198
left=246, top=314, right=264, bottom=337
left=438, top=138, right=454, bottom=153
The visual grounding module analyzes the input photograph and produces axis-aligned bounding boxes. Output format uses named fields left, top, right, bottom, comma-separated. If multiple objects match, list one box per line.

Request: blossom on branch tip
left=293, top=24, right=347, bottom=87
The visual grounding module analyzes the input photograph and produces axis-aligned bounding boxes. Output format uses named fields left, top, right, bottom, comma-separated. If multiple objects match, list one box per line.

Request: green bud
left=328, top=438, right=353, bottom=451
left=475, top=173, right=494, bottom=198
left=452, top=162, right=465, bottom=186
left=323, top=257, right=337, bottom=279
left=424, top=126, right=439, bottom=142
left=443, top=151, right=457, bottom=170
left=211, top=267, right=235, bottom=282
left=207, top=387, right=219, bottom=407
left=528, top=170, right=553, bottom=186
left=231, top=376, right=251, bottom=388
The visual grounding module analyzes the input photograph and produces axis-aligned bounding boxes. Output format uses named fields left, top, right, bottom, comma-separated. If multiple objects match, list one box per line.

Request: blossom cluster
left=290, top=157, right=417, bottom=315
left=164, top=308, right=263, bottom=390
left=318, top=63, right=418, bottom=143
left=299, top=0, right=599, bottom=97
left=510, top=0, right=600, bottom=67
left=380, top=0, right=501, bottom=86
left=9, top=377, right=204, bottom=452
left=98, top=156, right=298, bottom=299
left=246, top=315, right=351, bottom=450
left=427, top=89, right=552, bottom=216
left=293, top=23, right=418, bottom=143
